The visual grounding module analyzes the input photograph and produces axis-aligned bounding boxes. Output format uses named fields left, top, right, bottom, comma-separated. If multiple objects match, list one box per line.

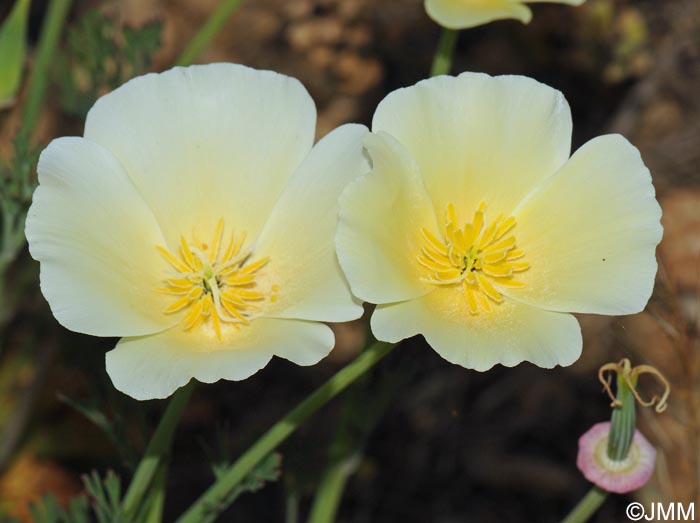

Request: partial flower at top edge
left=424, top=0, right=586, bottom=31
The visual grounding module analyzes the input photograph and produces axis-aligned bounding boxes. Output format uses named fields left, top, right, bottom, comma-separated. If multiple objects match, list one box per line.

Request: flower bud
left=576, top=421, right=656, bottom=494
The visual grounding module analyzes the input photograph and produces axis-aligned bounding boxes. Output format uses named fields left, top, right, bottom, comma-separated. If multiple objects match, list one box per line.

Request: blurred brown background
left=0, top=0, right=699, bottom=521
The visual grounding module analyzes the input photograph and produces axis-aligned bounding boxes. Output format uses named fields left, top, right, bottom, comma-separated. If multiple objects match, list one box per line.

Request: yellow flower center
left=156, top=218, right=277, bottom=340
left=418, top=202, right=529, bottom=314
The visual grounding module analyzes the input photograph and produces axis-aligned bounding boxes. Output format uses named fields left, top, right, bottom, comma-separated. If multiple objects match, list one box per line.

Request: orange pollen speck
left=156, top=218, right=275, bottom=339
left=417, top=202, right=529, bottom=314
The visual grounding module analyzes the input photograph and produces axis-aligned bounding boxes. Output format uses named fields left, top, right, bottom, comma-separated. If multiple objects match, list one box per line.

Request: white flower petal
left=84, top=63, right=316, bottom=246
left=336, top=132, right=439, bottom=304
left=371, top=287, right=582, bottom=371
left=425, top=0, right=532, bottom=29
left=372, top=73, right=572, bottom=223
left=511, top=135, right=663, bottom=315
left=255, top=124, right=369, bottom=322
left=106, top=318, right=334, bottom=400
left=25, top=137, right=172, bottom=337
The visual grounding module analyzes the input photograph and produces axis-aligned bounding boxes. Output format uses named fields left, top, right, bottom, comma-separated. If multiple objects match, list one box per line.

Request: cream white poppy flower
left=26, top=63, right=369, bottom=400
left=425, top=0, right=585, bottom=30
left=336, top=73, right=662, bottom=371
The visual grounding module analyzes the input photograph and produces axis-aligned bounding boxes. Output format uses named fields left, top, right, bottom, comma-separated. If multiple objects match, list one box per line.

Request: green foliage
left=0, top=133, right=40, bottom=329
left=201, top=422, right=235, bottom=481
left=235, top=452, right=282, bottom=497
left=29, top=471, right=124, bottom=523
left=203, top=423, right=283, bottom=487
left=57, top=393, right=140, bottom=470
left=0, top=134, right=40, bottom=205
left=203, top=451, right=282, bottom=522
left=54, top=11, right=162, bottom=118
left=0, top=0, right=32, bottom=108
left=26, top=454, right=281, bottom=523
left=0, top=134, right=41, bottom=271
left=123, top=23, right=162, bottom=76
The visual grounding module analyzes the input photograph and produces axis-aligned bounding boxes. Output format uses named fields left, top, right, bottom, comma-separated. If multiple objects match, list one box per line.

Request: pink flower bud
left=577, top=421, right=656, bottom=494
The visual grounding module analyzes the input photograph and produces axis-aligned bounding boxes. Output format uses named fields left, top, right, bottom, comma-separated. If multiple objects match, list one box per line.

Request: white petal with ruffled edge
left=371, top=287, right=582, bottom=371
left=106, top=318, right=334, bottom=400
left=84, top=63, right=317, bottom=248
left=425, top=0, right=532, bottom=29
left=372, top=73, right=572, bottom=223
left=510, top=135, right=663, bottom=315
left=336, top=132, right=440, bottom=304
left=255, top=124, right=368, bottom=322
left=26, top=137, right=173, bottom=337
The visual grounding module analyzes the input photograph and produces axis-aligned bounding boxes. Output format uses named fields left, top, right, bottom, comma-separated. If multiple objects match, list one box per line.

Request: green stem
left=286, top=490, right=300, bottom=523
left=18, top=0, right=71, bottom=141
left=175, top=341, right=397, bottom=523
left=307, top=456, right=356, bottom=523
left=562, top=371, right=637, bottom=523
left=560, top=487, right=609, bottom=523
left=430, top=28, right=458, bottom=77
left=143, top=465, right=167, bottom=523
left=307, top=351, right=370, bottom=523
left=175, top=0, right=244, bottom=66
left=306, top=337, right=411, bottom=523
left=607, top=374, right=636, bottom=460
left=122, top=382, right=194, bottom=518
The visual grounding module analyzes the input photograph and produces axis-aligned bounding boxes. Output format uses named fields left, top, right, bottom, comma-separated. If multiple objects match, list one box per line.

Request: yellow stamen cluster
left=156, top=219, right=275, bottom=340
left=418, top=202, right=529, bottom=314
